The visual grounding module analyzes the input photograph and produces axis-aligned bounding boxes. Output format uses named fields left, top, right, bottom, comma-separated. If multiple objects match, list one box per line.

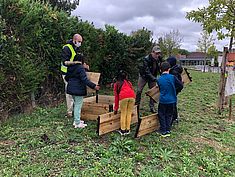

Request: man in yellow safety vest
left=61, top=34, right=89, bottom=118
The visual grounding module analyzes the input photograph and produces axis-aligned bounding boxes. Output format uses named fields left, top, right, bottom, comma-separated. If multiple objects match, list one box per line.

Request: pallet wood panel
left=145, top=68, right=192, bottom=102
left=81, top=95, right=115, bottom=120
left=81, top=102, right=112, bottom=121
left=181, top=68, right=192, bottom=84
left=97, top=95, right=115, bottom=104
left=86, top=72, right=101, bottom=94
left=135, top=113, right=159, bottom=138
left=83, top=95, right=96, bottom=103
left=145, top=86, right=160, bottom=103
left=97, top=106, right=138, bottom=136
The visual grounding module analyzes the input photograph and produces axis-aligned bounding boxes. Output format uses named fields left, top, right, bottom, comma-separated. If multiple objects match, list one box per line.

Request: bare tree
left=158, top=29, right=183, bottom=58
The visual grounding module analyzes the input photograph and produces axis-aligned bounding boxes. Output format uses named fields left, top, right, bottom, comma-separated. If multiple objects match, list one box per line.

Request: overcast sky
left=72, top=0, right=229, bottom=52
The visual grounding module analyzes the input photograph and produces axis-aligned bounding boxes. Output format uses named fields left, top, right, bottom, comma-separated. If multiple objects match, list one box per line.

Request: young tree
left=197, top=30, right=214, bottom=72
left=186, top=0, right=235, bottom=51
left=186, top=0, right=235, bottom=112
left=158, top=29, right=183, bottom=58
left=207, top=44, right=219, bottom=66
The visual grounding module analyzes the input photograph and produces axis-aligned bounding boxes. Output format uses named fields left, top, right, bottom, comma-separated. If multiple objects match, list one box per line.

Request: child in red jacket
left=114, top=70, right=136, bottom=135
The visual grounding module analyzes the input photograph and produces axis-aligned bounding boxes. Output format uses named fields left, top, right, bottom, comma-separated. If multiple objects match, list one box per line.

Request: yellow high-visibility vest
left=61, top=44, right=76, bottom=73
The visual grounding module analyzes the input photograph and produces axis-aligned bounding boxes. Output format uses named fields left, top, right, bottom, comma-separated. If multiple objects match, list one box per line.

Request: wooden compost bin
left=81, top=95, right=114, bottom=121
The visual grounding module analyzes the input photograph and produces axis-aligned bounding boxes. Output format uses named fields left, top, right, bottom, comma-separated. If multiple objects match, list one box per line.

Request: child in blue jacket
left=157, top=62, right=183, bottom=137
left=66, top=55, right=100, bottom=128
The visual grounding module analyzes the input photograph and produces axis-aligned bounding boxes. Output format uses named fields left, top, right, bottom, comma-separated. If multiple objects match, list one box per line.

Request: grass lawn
left=0, top=71, right=235, bottom=176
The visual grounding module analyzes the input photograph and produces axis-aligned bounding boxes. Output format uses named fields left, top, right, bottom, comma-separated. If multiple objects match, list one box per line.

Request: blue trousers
left=72, top=96, right=84, bottom=124
left=158, top=103, right=174, bottom=134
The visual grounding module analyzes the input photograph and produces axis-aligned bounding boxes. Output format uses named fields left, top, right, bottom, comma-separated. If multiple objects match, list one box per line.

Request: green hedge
left=0, top=0, right=154, bottom=117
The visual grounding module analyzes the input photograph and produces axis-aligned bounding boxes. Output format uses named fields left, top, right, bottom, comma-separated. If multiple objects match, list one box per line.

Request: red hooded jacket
left=113, top=80, right=136, bottom=111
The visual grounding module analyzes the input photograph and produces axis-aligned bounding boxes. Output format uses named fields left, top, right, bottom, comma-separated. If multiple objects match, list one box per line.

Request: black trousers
left=158, top=103, right=174, bottom=134
left=171, top=103, right=178, bottom=125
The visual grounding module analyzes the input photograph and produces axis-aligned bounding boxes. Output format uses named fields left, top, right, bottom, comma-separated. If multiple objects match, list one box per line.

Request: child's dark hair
left=116, top=70, right=127, bottom=81
left=160, top=62, right=171, bottom=72
left=115, top=70, right=131, bottom=95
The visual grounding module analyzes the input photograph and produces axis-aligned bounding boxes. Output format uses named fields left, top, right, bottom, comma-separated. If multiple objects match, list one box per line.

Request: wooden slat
left=97, top=95, right=115, bottom=104
left=135, top=113, right=159, bottom=138
left=145, top=86, right=160, bottom=103
left=81, top=103, right=111, bottom=121
left=83, top=96, right=96, bottom=103
left=98, top=106, right=138, bottom=136
left=81, top=113, right=99, bottom=121
left=86, top=72, right=101, bottom=94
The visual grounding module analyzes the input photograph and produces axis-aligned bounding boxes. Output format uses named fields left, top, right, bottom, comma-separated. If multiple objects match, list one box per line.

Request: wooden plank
left=83, top=96, right=96, bottom=103
left=86, top=72, right=101, bottom=94
left=145, top=68, right=192, bottom=102
left=181, top=68, right=192, bottom=84
left=97, top=95, right=115, bottom=104
left=82, top=103, right=110, bottom=115
left=81, top=103, right=111, bottom=121
left=135, top=113, right=160, bottom=138
left=145, top=86, right=160, bottom=103
left=98, top=106, right=138, bottom=136
left=81, top=112, right=99, bottom=121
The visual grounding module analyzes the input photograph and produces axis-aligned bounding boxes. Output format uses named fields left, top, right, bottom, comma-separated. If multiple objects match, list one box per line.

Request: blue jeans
left=158, top=103, right=174, bottom=134
left=73, top=96, right=84, bottom=124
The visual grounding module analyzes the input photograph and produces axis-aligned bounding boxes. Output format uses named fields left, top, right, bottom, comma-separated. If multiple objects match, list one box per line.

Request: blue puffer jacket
left=157, top=73, right=183, bottom=104
left=66, top=64, right=96, bottom=96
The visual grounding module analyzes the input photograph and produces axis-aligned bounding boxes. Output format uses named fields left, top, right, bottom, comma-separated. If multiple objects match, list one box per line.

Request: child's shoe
left=73, top=121, right=84, bottom=126
left=74, top=123, right=87, bottom=128
left=160, top=131, right=171, bottom=138
left=117, top=129, right=125, bottom=136
left=124, top=130, right=130, bottom=135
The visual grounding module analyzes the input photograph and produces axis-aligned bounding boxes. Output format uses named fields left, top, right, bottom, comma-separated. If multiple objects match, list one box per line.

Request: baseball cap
left=152, top=46, right=161, bottom=53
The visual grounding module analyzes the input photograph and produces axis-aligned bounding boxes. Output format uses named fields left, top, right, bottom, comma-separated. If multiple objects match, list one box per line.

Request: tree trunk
left=218, top=47, right=228, bottom=113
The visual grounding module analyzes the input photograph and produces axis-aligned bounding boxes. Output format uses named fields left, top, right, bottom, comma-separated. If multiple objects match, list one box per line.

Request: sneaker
left=73, top=121, right=84, bottom=126
left=117, top=129, right=126, bottom=136
left=74, top=123, right=87, bottom=128
left=161, top=132, right=171, bottom=138
left=124, top=130, right=130, bottom=135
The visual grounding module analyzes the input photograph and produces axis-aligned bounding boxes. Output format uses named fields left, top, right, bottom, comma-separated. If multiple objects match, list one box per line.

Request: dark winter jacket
left=170, top=65, right=183, bottom=82
left=157, top=73, right=183, bottom=104
left=61, top=39, right=82, bottom=74
left=66, top=64, right=96, bottom=96
left=139, top=54, right=162, bottom=82
left=166, top=57, right=183, bottom=94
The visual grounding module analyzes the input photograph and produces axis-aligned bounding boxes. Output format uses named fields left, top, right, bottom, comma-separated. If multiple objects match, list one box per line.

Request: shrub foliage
left=0, top=0, right=154, bottom=118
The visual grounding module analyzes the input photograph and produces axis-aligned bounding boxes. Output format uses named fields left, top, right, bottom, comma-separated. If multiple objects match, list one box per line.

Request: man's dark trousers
left=135, top=76, right=156, bottom=110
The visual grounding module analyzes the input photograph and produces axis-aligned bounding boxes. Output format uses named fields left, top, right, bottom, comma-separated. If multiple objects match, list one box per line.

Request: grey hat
left=152, top=46, right=161, bottom=53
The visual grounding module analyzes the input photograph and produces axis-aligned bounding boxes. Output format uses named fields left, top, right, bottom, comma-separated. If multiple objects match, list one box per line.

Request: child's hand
left=95, top=85, right=100, bottom=90
left=83, top=63, right=90, bottom=70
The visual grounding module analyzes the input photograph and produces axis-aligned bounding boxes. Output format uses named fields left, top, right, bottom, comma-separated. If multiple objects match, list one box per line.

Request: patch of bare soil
left=191, top=136, right=234, bottom=152
left=0, top=140, right=15, bottom=146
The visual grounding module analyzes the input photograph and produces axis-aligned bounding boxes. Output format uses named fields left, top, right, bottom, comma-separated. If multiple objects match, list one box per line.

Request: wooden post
left=218, top=47, right=228, bottom=113
left=228, top=96, right=232, bottom=120
left=96, top=90, right=99, bottom=103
